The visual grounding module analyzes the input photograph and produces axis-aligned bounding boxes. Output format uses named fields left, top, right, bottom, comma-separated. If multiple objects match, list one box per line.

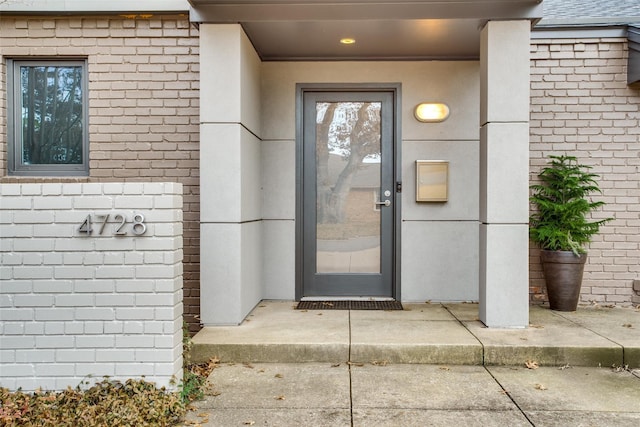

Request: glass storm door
left=301, top=90, right=396, bottom=297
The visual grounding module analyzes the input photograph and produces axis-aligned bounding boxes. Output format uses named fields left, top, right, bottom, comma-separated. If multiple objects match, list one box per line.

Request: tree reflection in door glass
left=315, top=101, right=382, bottom=274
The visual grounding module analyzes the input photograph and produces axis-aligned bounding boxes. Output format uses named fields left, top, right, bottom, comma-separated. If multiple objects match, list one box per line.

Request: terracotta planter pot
left=540, top=250, right=587, bottom=311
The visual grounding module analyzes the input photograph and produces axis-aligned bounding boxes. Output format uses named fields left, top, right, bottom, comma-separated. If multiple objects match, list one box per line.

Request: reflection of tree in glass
left=21, top=65, right=83, bottom=165
left=316, top=102, right=381, bottom=224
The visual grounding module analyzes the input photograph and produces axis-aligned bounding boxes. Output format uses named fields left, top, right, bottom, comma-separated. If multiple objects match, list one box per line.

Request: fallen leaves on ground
left=622, top=323, right=633, bottom=328
left=371, top=360, right=389, bottom=366
left=439, top=366, right=451, bottom=371
left=275, top=373, right=284, bottom=379
left=275, top=395, right=286, bottom=400
left=534, top=383, right=547, bottom=390
left=529, top=324, right=544, bottom=329
left=525, top=360, right=539, bottom=370
left=0, top=379, right=185, bottom=427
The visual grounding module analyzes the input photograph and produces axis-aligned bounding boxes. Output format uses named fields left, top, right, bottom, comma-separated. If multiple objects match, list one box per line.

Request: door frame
left=295, top=83, right=402, bottom=300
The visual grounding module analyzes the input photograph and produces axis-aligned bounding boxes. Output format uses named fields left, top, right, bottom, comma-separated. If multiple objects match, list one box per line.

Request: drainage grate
left=296, top=300, right=403, bottom=310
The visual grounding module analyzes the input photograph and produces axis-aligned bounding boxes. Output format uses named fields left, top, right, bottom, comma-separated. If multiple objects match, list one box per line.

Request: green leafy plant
left=530, top=155, right=612, bottom=255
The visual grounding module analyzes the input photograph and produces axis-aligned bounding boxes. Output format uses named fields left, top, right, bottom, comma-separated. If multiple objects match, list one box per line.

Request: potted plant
left=529, top=155, right=612, bottom=311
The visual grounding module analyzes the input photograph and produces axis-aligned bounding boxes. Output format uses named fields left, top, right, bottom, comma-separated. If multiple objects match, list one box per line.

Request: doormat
left=296, top=300, right=403, bottom=310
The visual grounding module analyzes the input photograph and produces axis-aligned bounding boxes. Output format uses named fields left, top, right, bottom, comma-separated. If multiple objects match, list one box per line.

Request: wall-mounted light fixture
left=414, top=103, right=450, bottom=123
left=340, top=38, right=356, bottom=45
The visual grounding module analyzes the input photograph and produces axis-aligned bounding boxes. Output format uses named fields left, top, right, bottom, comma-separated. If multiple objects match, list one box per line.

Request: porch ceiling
left=188, top=0, right=543, bottom=60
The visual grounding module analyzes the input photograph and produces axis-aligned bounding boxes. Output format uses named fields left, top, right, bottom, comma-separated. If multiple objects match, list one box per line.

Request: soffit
left=188, top=0, right=543, bottom=61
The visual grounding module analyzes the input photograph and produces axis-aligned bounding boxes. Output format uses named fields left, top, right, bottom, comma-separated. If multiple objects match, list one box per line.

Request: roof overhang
left=628, top=27, right=640, bottom=88
left=188, top=0, right=543, bottom=60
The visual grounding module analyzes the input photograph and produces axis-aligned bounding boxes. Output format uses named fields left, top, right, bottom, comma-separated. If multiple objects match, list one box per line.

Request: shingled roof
left=541, top=0, right=640, bottom=26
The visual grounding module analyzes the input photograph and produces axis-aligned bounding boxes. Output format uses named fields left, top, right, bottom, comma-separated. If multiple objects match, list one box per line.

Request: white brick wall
left=0, top=182, right=183, bottom=392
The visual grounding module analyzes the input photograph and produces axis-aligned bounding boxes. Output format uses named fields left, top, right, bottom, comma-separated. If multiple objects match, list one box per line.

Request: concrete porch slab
left=191, top=301, right=350, bottom=364
left=350, top=304, right=482, bottom=364
left=462, top=306, right=624, bottom=366
left=552, top=306, right=640, bottom=367
left=191, top=301, right=639, bottom=368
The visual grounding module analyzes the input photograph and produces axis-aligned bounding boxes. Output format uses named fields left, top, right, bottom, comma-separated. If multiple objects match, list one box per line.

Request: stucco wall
left=0, top=182, right=183, bottom=391
left=529, top=37, right=640, bottom=306
left=261, top=61, right=481, bottom=302
left=0, top=15, right=202, bottom=332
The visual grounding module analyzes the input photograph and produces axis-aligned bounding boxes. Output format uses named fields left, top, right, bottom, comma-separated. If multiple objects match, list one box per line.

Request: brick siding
left=0, top=15, right=201, bottom=332
left=0, top=182, right=183, bottom=391
left=530, top=37, right=640, bottom=306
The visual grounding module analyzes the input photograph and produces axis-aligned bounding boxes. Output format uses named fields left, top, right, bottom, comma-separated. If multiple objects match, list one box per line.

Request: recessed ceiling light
left=340, top=38, right=356, bottom=45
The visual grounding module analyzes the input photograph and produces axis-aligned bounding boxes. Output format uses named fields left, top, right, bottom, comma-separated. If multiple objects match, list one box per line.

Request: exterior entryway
left=297, top=86, right=400, bottom=298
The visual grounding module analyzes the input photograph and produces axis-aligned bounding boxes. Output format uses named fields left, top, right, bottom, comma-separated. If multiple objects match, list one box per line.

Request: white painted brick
left=134, top=237, right=181, bottom=251
left=115, top=279, right=154, bottom=292
left=95, top=294, right=135, bottom=306
left=42, top=184, right=63, bottom=196
left=84, top=322, right=104, bottom=334
left=73, top=197, right=114, bottom=209
left=20, top=184, right=42, bottom=196
left=74, top=280, right=115, bottom=293
left=135, top=349, right=175, bottom=362
left=34, top=309, right=74, bottom=321
left=116, top=363, right=155, bottom=376
left=3, top=323, right=24, bottom=334
left=13, top=211, right=55, bottom=224
left=124, top=252, right=145, bottom=264
left=36, top=336, right=74, bottom=348
left=115, top=307, right=155, bottom=320
left=155, top=303, right=182, bottom=321
left=64, top=322, right=84, bottom=335
left=1, top=225, right=34, bottom=238
left=104, top=322, right=124, bottom=334
left=155, top=277, right=182, bottom=292
left=44, top=322, right=65, bottom=335
left=33, top=197, right=73, bottom=210
left=0, top=185, right=22, bottom=196
left=75, top=363, right=116, bottom=377
left=55, top=294, right=94, bottom=306
left=0, top=350, right=16, bottom=363
left=95, top=266, right=135, bottom=279
left=14, top=239, right=55, bottom=252
left=115, top=196, right=153, bottom=209
left=0, top=309, right=34, bottom=321
left=123, top=322, right=145, bottom=334
left=76, top=335, right=115, bottom=348
left=14, top=295, right=54, bottom=307
left=95, top=349, right=136, bottom=362
left=116, top=335, right=155, bottom=348
left=33, top=280, right=73, bottom=293
left=75, top=308, right=115, bottom=321
left=54, top=267, right=95, bottom=279
left=21, top=253, right=43, bottom=265
left=135, top=264, right=180, bottom=279
left=61, top=183, right=83, bottom=195
left=15, top=350, right=55, bottom=363
left=36, top=364, right=75, bottom=377
left=2, top=364, right=35, bottom=377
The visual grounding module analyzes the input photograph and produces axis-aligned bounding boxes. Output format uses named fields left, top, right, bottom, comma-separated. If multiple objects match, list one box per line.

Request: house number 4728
left=78, top=213, right=147, bottom=236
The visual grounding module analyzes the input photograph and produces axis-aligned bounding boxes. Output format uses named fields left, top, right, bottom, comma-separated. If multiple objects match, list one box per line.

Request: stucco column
left=199, top=24, right=263, bottom=325
left=479, top=20, right=530, bottom=328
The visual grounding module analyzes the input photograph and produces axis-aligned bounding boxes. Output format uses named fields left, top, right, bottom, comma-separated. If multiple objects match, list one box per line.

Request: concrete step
left=190, top=301, right=640, bottom=368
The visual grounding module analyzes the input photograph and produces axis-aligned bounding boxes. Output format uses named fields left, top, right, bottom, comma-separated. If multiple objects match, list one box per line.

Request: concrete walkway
left=185, top=302, right=640, bottom=426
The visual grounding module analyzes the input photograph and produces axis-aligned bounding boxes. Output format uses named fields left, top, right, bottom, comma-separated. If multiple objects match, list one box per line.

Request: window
left=8, top=59, right=89, bottom=176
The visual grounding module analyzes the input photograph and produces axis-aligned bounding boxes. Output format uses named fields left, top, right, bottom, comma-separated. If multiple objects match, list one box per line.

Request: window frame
left=7, top=58, right=89, bottom=176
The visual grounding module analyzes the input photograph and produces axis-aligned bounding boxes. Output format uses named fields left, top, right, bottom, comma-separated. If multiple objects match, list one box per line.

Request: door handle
left=375, top=199, right=391, bottom=207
